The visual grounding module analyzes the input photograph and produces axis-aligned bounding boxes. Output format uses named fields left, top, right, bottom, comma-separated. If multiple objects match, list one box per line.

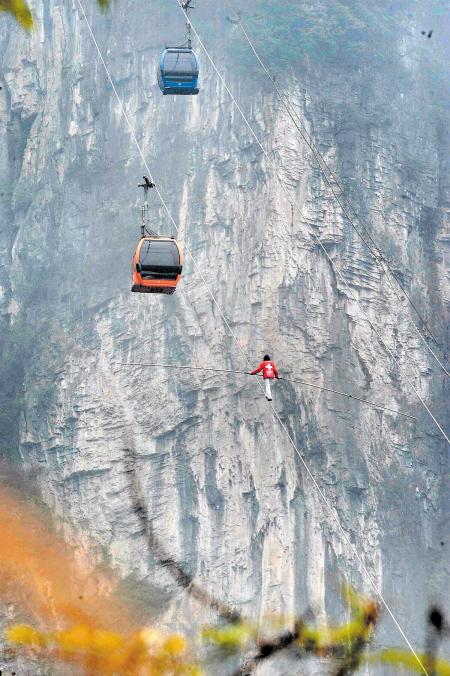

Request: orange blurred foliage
left=0, top=484, right=135, bottom=633
left=7, top=624, right=201, bottom=675
left=0, top=485, right=201, bottom=674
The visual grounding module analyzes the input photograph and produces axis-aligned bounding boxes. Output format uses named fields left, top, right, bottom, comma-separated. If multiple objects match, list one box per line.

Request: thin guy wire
left=240, top=8, right=449, bottom=377
left=117, top=361, right=416, bottom=420
left=75, top=0, right=256, bottom=388
left=224, top=0, right=444, bottom=346
left=223, top=0, right=449, bottom=378
left=174, top=3, right=441, bottom=670
left=78, top=2, right=432, bottom=671
left=176, top=0, right=449, bottom=445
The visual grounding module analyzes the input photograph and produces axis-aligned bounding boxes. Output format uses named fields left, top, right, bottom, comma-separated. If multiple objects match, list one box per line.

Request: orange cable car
left=131, top=177, right=183, bottom=295
left=131, top=236, right=183, bottom=295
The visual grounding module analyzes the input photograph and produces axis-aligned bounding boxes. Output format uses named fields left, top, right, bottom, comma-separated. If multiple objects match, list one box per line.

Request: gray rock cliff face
left=0, top=0, right=448, bottom=670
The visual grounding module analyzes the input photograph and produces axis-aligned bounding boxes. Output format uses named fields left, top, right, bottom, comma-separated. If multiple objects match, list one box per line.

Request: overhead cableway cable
left=176, top=6, right=445, bottom=668
left=222, top=0, right=449, bottom=379
left=175, top=0, right=449, bottom=446
left=77, top=3, right=431, bottom=672
left=117, top=362, right=416, bottom=420
left=74, top=0, right=251, bottom=379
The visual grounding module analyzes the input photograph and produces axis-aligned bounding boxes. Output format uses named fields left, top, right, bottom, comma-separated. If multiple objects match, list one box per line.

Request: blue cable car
left=158, top=48, right=199, bottom=95
left=158, top=0, right=199, bottom=96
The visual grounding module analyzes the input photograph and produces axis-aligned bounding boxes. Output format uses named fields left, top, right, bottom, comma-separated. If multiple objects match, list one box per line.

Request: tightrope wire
left=76, top=1, right=433, bottom=671
left=176, top=0, right=449, bottom=446
left=173, top=3, right=441, bottom=671
left=117, top=362, right=416, bottom=420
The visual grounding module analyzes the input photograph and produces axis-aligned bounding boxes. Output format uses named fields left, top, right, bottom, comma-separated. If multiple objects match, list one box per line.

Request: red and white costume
left=250, top=360, right=279, bottom=400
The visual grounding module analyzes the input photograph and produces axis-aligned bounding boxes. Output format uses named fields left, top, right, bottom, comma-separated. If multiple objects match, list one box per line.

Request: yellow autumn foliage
left=370, top=649, right=450, bottom=676
left=7, top=623, right=202, bottom=675
left=0, top=0, right=32, bottom=29
left=202, top=588, right=378, bottom=660
left=0, top=0, right=109, bottom=28
left=297, top=591, right=378, bottom=655
left=0, top=485, right=201, bottom=674
left=1, top=485, right=447, bottom=676
left=202, top=622, right=256, bottom=652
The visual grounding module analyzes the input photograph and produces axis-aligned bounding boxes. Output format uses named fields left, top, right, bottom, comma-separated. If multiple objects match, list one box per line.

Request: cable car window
left=140, top=240, right=180, bottom=268
left=163, top=51, right=197, bottom=75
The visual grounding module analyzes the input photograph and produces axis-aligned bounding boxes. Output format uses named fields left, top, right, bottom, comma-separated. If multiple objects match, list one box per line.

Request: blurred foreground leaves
left=203, top=588, right=379, bottom=674
left=0, top=0, right=109, bottom=30
left=0, top=484, right=200, bottom=674
left=370, top=649, right=450, bottom=676
left=202, top=621, right=256, bottom=654
left=1, top=483, right=448, bottom=675
left=7, top=624, right=200, bottom=675
left=0, top=0, right=33, bottom=29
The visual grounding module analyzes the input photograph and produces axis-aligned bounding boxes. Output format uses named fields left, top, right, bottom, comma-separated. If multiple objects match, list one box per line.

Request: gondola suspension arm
left=138, top=176, right=157, bottom=237
left=182, top=0, right=194, bottom=48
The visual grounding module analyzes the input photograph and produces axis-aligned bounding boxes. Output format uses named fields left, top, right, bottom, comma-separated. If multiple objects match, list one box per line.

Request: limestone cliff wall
left=0, top=0, right=448, bottom=670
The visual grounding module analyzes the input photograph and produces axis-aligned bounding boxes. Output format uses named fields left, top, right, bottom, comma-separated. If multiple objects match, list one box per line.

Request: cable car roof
left=161, top=48, right=198, bottom=76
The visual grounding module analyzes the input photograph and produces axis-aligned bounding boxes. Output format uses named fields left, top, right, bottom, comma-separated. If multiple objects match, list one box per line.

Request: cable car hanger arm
left=181, top=0, right=194, bottom=49
left=138, top=176, right=157, bottom=237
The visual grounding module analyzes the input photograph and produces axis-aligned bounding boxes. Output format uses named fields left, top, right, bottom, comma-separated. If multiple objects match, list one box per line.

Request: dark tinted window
left=163, top=51, right=198, bottom=75
left=140, top=240, right=180, bottom=267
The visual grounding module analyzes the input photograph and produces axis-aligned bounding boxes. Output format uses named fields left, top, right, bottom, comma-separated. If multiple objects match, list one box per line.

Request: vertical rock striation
left=0, top=0, right=448, bottom=667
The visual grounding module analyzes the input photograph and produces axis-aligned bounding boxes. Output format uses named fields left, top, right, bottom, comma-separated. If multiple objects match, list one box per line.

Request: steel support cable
left=225, top=0, right=444, bottom=339
left=74, top=0, right=255, bottom=394
left=176, top=0, right=448, bottom=445
left=76, top=3, right=430, bottom=671
left=221, top=0, right=449, bottom=378
left=174, top=5, right=445, bottom=671
left=117, top=362, right=416, bottom=420
left=260, top=58, right=449, bottom=382
left=288, top=119, right=446, bottom=368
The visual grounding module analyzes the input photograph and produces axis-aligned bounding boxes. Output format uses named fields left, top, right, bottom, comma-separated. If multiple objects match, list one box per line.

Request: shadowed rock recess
left=0, top=0, right=449, bottom=670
